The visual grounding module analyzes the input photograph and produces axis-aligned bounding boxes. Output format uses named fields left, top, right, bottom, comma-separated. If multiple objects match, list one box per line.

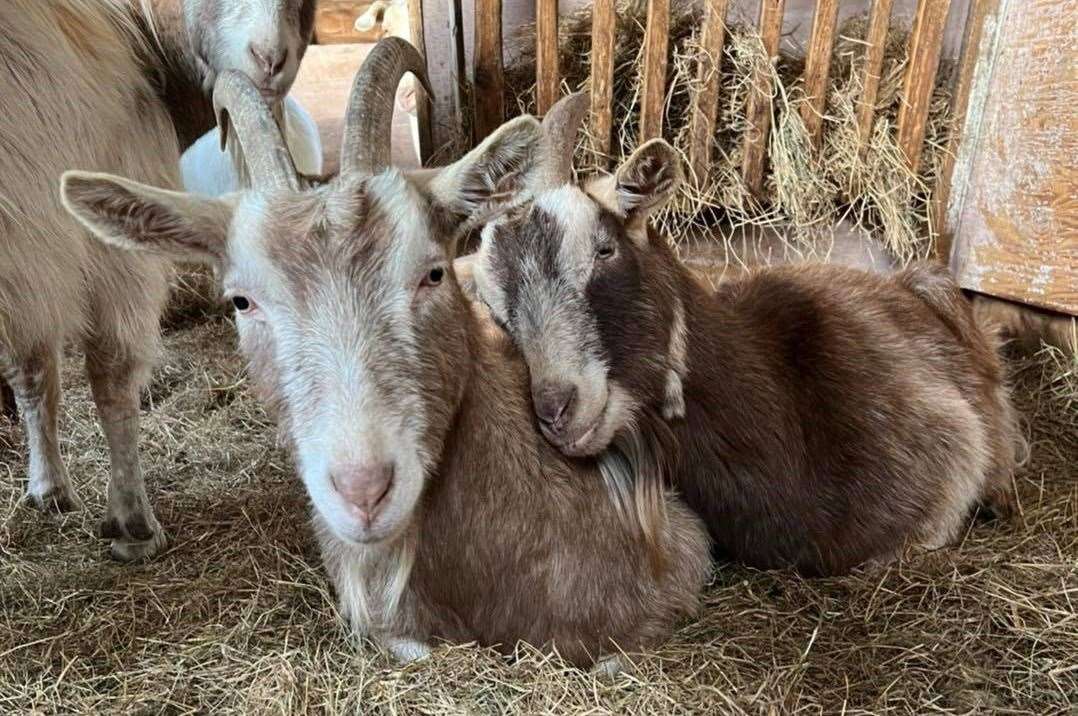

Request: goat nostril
left=534, top=384, right=577, bottom=432
left=332, top=464, right=395, bottom=527
left=248, top=43, right=285, bottom=77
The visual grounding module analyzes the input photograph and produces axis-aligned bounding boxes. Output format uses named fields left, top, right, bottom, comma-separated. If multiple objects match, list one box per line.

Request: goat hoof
left=25, top=483, right=83, bottom=514
left=108, top=530, right=167, bottom=562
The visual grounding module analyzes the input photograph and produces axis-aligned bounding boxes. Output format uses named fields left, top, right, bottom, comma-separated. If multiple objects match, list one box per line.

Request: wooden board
left=536, top=0, right=559, bottom=113
left=895, top=0, right=952, bottom=173
left=686, top=0, right=730, bottom=182
left=639, top=0, right=670, bottom=141
left=314, top=0, right=382, bottom=44
left=799, top=0, right=838, bottom=148
left=856, top=0, right=895, bottom=151
left=590, top=0, right=616, bottom=162
left=473, top=0, right=505, bottom=140
left=948, top=0, right=1078, bottom=316
left=741, top=0, right=785, bottom=196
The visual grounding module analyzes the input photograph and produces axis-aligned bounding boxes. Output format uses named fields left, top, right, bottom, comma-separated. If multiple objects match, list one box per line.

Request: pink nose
left=248, top=42, right=287, bottom=79
left=331, top=463, right=394, bottom=527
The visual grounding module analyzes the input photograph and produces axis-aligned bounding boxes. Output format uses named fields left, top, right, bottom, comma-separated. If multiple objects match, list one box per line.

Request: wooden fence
left=409, top=0, right=988, bottom=257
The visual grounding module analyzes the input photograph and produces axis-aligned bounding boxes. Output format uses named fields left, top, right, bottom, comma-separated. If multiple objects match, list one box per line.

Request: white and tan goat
left=60, top=39, right=711, bottom=666
left=0, top=0, right=314, bottom=560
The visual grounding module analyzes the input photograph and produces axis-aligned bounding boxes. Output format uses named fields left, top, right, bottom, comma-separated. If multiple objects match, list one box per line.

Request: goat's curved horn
left=213, top=70, right=299, bottom=191
left=340, top=37, right=432, bottom=177
left=533, top=91, right=589, bottom=189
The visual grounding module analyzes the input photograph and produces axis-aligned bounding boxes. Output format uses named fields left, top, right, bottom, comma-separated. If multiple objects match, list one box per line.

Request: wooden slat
left=536, top=0, right=559, bottom=113
left=931, top=0, right=1001, bottom=261
left=895, top=0, right=953, bottom=173
left=473, top=0, right=504, bottom=140
left=590, top=0, right=616, bottom=162
left=856, top=0, right=895, bottom=151
left=799, top=0, right=839, bottom=148
left=741, top=0, right=785, bottom=196
left=639, top=0, right=670, bottom=141
left=407, top=0, right=433, bottom=163
left=686, top=0, right=730, bottom=181
left=447, top=0, right=471, bottom=148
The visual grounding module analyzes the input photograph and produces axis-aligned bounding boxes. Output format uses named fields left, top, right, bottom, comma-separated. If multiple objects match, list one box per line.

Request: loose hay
left=1, top=258, right=1075, bottom=712
left=503, top=1, right=954, bottom=262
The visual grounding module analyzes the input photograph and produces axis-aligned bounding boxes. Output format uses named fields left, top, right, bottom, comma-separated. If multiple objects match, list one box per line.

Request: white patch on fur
left=662, top=297, right=687, bottom=421
left=385, top=636, right=432, bottom=663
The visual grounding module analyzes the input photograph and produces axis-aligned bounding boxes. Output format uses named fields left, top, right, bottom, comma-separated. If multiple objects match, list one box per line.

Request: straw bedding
left=1, top=260, right=1075, bottom=713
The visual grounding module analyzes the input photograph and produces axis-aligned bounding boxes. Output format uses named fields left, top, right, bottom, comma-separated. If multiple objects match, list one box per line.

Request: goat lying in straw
left=0, top=0, right=313, bottom=560
left=60, top=39, right=711, bottom=668
left=471, top=93, right=1024, bottom=577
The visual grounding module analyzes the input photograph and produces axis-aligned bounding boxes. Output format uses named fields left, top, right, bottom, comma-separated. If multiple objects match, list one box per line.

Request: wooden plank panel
left=950, top=0, right=1078, bottom=315
left=856, top=0, right=895, bottom=151
left=799, top=0, right=839, bottom=148
left=536, top=0, right=559, bottom=113
left=473, top=0, right=505, bottom=140
left=741, top=0, right=785, bottom=196
left=407, top=0, right=433, bottom=163
left=590, top=0, right=616, bottom=161
left=932, top=0, right=1001, bottom=260
left=895, top=0, right=952, bottom=173
left=639, top=0, right=670, bottom=141
left=686, top=0, right=730, bottom=181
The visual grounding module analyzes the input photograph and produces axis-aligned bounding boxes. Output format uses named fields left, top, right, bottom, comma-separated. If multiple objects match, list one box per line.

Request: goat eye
left=422, top=267, right=444, bottom=288
left=231, top=295, right=253, bottom=312
left=596, top=245, right=616, bottom=260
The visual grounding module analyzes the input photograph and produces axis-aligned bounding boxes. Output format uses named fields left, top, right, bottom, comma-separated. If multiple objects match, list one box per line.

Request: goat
left=60, top=38, right=712, bottom=667
left=0, top=0, right=314, bottom=560
left=471, top=93, right=1023, bottom=576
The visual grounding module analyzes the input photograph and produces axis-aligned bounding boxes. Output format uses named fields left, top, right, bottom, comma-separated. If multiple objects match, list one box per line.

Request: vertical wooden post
left=741, top=0, right=785, bottom=195
left=473, top=0, right=505, bottom=140
left=536, top=0, right=559, bottom=113
left=639, top=0, right=670, bottom=141
left=800, top=0, right=839, bottom=148
left=447, top=0, right=470, bottom=146
left=896, top=0, right=953, bottom=174
left=415, top=0, right=469, bottom=160
left=856, top=0, right=895, bottom=151
left=590, top=0, right=616, bottom=162
left=407, top=0, right=433, bottom=163
left=931, top=0, right=1001, bottom=261
left=686, top=0, right=730, bottom=181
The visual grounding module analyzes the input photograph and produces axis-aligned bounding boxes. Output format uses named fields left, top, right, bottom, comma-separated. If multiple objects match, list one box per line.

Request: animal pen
left=0, top=0, right=1075, bottom=713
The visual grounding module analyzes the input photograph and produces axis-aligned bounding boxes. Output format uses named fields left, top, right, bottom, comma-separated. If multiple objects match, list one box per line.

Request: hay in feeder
left=503, top=0, right=955, bottom=264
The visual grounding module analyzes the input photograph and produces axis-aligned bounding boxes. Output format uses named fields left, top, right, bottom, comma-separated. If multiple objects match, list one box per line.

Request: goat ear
left=613, top=139, right=683, bottom=220
left=418, top=115, right=541, bottom=222
left=61, top=171, right=233, bottom=264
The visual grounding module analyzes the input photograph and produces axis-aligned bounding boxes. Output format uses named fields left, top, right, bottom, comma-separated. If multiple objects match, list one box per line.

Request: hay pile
left=503, top=1, right=954, bottom=262
left=1, top=251, right=1075, bottom=712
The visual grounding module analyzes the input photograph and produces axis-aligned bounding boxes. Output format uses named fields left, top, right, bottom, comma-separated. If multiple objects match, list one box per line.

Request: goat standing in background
left=0, top=0, right=314, bottom=560
left=472, top=93, right=1023, bottom=576
left=60, top=39, right=711, bottom=668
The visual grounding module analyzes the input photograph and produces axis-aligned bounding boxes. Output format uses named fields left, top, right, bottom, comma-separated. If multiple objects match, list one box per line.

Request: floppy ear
left=414, top=115, right=541, bottom=221
left=61, top=171, right=233, bottom=265
left=613, top=139, right=683, bottom=221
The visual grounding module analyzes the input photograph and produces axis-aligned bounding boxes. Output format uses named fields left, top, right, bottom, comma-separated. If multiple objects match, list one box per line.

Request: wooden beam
left=856, top=0, right=895, bottom=151
left=407, top=0, right=433, bottom=163
left=590, top=0, right=616, bottom=162
left=800, top=0, right=839, bottom=148
left=536, top=0, right=559, bottom=113
left=639, top=0, right=670, bottom=141
left=686, top=0, right=730, bottom=181
left=895, top=0, right=952, bottom=174
left=931, top=0, right=1001, bottom=261
left=741, top=0, right=785, bottom=195
left=473, top=0, right=504, bottom=140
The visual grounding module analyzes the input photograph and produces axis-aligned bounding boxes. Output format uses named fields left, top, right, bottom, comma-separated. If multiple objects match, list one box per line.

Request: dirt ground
left=1, top=252, right=1075, bottom=714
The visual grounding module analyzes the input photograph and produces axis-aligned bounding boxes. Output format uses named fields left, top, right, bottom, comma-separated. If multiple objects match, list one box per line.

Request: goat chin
left=180, top=95, right=323, bottom=195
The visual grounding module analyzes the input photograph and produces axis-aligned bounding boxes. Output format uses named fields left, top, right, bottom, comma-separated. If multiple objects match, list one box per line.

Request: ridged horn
left=340, top=37, right=432, bottom=177
left=533, top=91, right=589, bottom=189
left=212, top=70, right=299, bottom=191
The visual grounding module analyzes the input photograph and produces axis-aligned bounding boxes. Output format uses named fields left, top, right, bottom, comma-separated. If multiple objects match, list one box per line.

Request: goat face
left=475, top=139, right=685, bottom=456
left=60, top=115, right=541, bottom=547
left=186, top=0, right=315, bottom=99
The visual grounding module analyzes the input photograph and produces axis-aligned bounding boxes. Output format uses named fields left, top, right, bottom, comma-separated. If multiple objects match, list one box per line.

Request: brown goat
left=0, top=0, right=313, bottom=560
left=60, top=40, right=711, bottom=667
left=473, top=93, right=1023, bottom=576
